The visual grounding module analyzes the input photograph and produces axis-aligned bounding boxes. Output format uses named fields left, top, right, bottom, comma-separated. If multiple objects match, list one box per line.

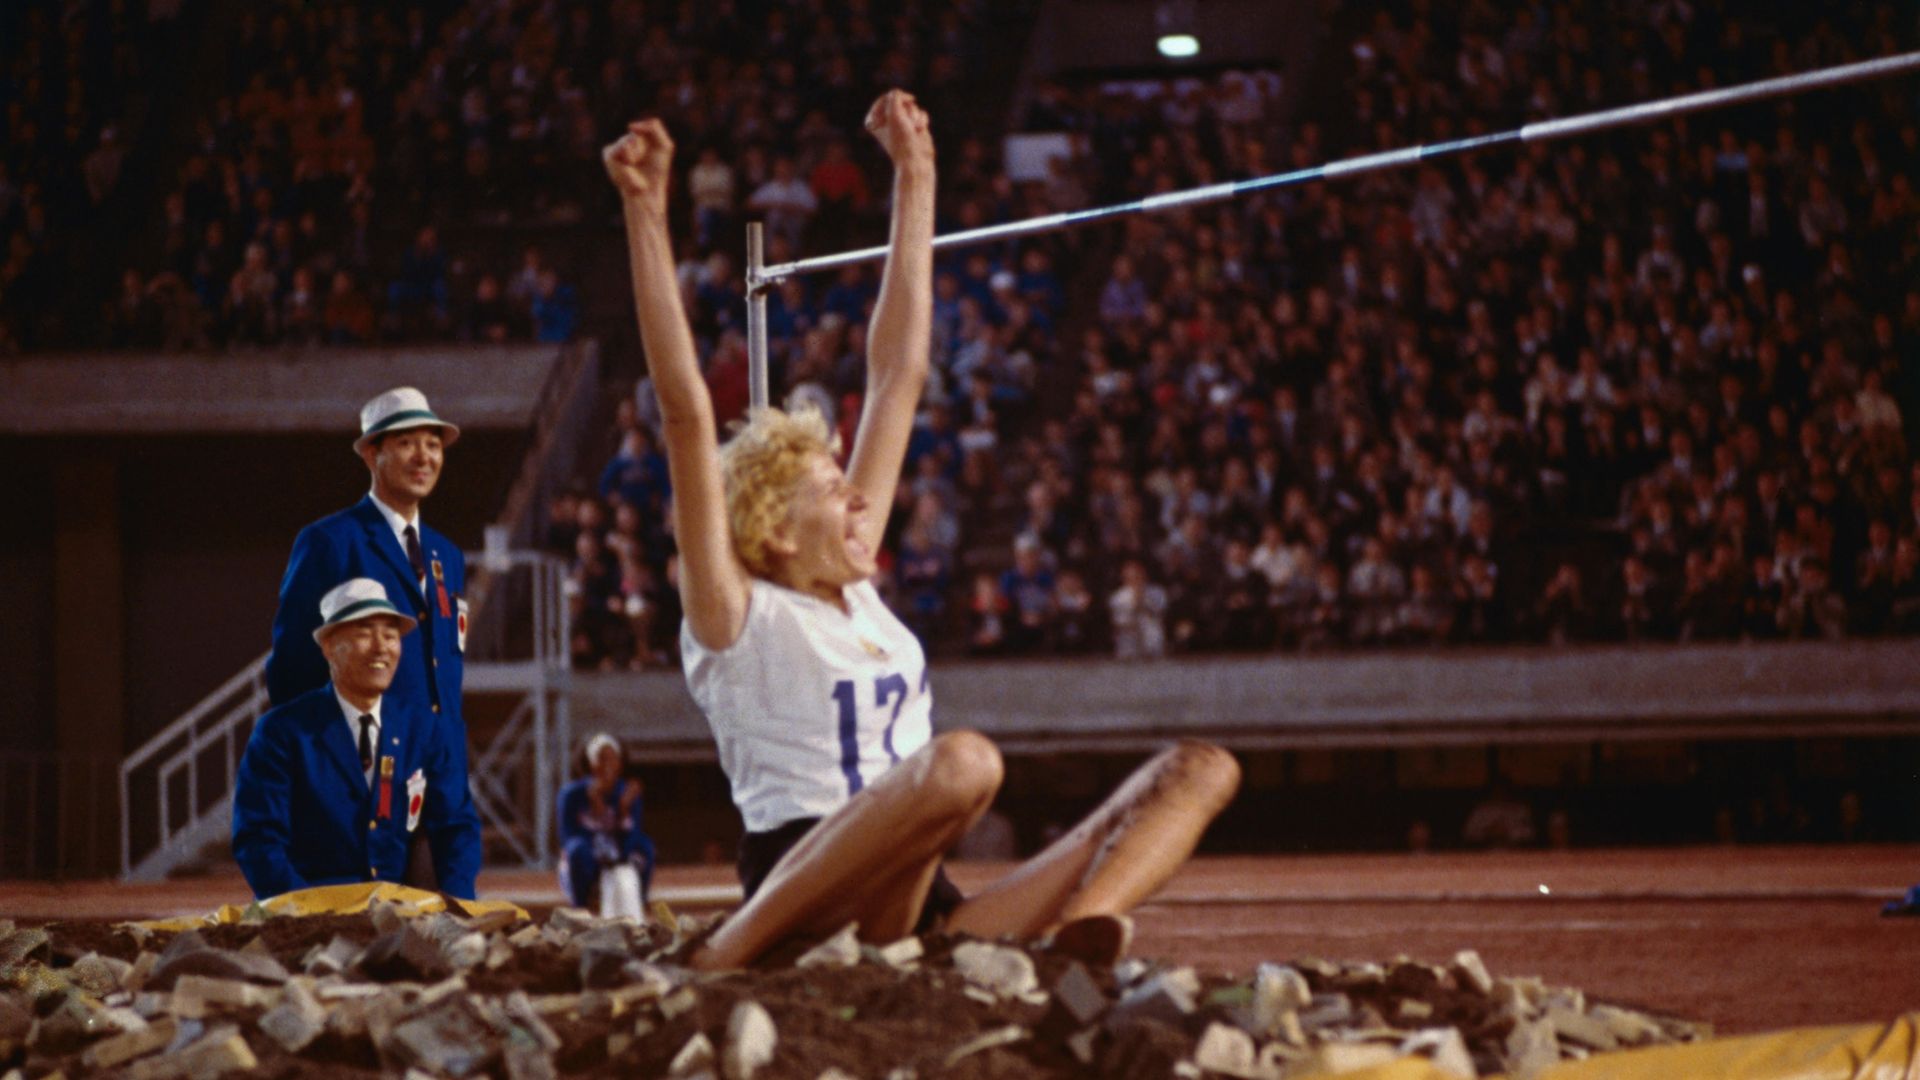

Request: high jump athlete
left=602, top=90, right=1240, bottom=970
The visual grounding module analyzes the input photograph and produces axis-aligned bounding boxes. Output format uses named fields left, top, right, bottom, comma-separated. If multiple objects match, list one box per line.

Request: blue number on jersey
left=832, top=671, right=920, bottom=795
left=832, top=679, right=863, bottom=794
left=875, top=673, right=909, bottom=763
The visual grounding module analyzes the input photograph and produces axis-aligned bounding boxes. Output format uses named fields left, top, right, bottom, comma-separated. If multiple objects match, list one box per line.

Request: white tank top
left=682, top=578, right=933, bottom=833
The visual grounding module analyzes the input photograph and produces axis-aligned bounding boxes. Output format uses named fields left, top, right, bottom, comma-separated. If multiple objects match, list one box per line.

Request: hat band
left=323, top=598, right=402, bottom=626
left=363, top=408, right=444, bottom=438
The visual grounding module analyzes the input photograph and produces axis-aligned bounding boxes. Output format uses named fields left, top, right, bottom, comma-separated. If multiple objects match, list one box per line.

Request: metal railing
left=118, top=657, right=269, bottom=880
left=465, top=338, right=601, bottom=660
left=462, top=550, right=572, bottom=869
left=118, top=549, right=570, bottom=881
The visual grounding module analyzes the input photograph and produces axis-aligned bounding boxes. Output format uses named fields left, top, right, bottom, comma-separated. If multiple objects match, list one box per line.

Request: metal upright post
left=533, top=686, right=550, bottom=868
left=552, top=688, right=571, bottom=862
left=532, top=556, right=555, bottom=867
left=746, top=222, right=771, bottom=410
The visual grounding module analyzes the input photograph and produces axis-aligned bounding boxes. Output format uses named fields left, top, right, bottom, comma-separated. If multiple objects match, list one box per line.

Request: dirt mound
left=0, top=906, right=1708, bottom=1077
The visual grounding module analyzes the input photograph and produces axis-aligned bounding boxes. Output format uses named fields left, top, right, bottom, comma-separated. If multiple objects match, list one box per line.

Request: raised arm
left=844, top=91, right=936, bottom=556
left=604, top=121, right=751, bottom=649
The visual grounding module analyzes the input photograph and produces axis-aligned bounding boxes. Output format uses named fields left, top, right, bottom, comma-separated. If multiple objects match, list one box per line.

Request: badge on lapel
left=456, top=596, right=469, bottom=653
left=431, top=558, right=452, bottom=619
left=377, top=756, right=395, bottom=819
left=405, top=768, right=427, bottom=831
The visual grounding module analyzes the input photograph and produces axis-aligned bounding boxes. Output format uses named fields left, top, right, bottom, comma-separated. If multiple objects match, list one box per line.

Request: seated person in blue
left=557, top=733, right=656, bottom=909
left=233, top=577, right=482, bottom=899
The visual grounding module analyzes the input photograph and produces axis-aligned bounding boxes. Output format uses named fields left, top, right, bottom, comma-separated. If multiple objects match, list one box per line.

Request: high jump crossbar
left=743, top=49, right=1920, bottom=406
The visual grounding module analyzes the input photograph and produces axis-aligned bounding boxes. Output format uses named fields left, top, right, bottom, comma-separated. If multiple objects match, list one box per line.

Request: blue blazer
left=267, top=496, right=466, bottom=730
left=232, top=685, right=482, bottom=899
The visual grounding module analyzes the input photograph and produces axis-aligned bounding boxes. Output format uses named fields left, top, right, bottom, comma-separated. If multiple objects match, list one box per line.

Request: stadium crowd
left=995, top=0, right=1920, bottom=660
left=0, top=0, right=997, bottom=350
left=3, top=1, right=1916, bottom=669
left=0, top=0, right=157, bottom=352
left=564, top=0, right=1920, bottom=668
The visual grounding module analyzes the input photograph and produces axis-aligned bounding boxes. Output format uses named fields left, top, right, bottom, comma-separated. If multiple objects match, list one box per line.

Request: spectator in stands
left=282, top=268, right=323, bottom=346
left=1053, top=567, right=1101, bottom=654
left=687, top=147, right=737, bottom=248
left=1109, top=558, right=1168, bottom=660
left=1533, top=563, right=1591, bottom=645
left=1159, top=514, right=1220, bottom=652
left=600, top=427, right=671, bottom=521
left=895, top=515, right=953, bottom=644
left=1740, top=554, right=1784, bottom=640
left=967, top=571, right=1009, bottom=656
left=999, top=535, right=1056, bottom=652
left=388, top=227, right=450, bottom=340
left=809, top=138, right=871, bottom=238
left=1675, top=549, right=1740, bottom=641
left=1619, top=555, right=1667, bottom=641
left=532, top=270, right=581, bottom=344
left=461, top=274, right=517, bottom=343
left=569, top=528, right=623, bottom=670
left=1453, top=556, right=1503, bottom=643
left=1217, top=538, right=1273, bottom=651
left=1097, top=255, right=1149, bottom=324
left=1302, top=563, right=1347, bottom=650
left=748, top=157, right=819, bottom=249
left=105, top=270, right=159, bottom=349
left=1778, top=560, right=1847, bottom=640
left=1399, top=564, right=1455, bottom=646
left=323, top=270, right=377, bottom=345
left=226, top=243, right=280, bottom=344
left=1346, top=538, right=1406, bottom=645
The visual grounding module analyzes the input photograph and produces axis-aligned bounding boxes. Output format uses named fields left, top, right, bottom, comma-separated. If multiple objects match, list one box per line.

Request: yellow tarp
left=1306, top=1064, right=1472, bottom=1080
left=1530, top=1014, right=1920, bottom=1080
left=131, top=882, right=527, bottom=932
left=1312, top=1014, right=1920, bottom=1079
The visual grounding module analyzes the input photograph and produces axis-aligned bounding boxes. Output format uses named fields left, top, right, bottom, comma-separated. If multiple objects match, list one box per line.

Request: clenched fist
left=603, top=119, right=675, bottom=215
left=864, top=90, right=934, bottom=169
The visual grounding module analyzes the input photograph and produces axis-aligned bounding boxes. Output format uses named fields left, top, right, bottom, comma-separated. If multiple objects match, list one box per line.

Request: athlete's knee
left=1165, top=740, right=1240, bottom=808
left=923, top=730, right=1003, bottom=813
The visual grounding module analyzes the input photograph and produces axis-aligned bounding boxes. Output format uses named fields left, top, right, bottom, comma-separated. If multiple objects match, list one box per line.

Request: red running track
left=3, top=846, right=1915, bottom=1035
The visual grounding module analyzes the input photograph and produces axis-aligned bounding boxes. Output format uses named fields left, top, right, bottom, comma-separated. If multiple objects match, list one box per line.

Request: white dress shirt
left=369, top=490, right=425, bottom=588
left=335, top=690, right=384, bottom=789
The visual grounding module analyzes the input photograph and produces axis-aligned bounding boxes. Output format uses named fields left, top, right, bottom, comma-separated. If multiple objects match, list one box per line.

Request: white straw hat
left=312, top=577, right=419, bottom=643
left=353, top=386, right=460, bottom=455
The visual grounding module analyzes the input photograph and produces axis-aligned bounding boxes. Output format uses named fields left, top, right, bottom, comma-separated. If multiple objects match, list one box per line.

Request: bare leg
left=946, top=741, right=1239, bottom=939
left=691, top=730, right=1002, bottom=969
left=850, top=856, right=949, bottom=943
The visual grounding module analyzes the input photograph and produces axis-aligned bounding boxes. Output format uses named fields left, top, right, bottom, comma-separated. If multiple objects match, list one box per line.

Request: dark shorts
left=737, top=816, right=965, bottom=935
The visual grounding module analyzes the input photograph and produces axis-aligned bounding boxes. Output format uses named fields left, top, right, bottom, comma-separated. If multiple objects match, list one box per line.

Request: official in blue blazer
left=235, top=577, right=482, bottom=899
left=266, top=386, right=467, bottom=728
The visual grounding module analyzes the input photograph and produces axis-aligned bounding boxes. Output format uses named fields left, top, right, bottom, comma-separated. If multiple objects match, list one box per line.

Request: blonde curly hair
left=719, top=405, right=842, bottom=579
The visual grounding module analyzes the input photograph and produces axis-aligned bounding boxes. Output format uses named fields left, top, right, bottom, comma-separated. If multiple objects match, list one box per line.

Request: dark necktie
left=404, top=524, right=427, bottom=589
left=358, top=714, right=376, bottom=775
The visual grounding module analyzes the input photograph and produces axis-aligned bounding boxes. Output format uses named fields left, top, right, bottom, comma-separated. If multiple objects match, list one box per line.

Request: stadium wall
left=575, top=641, right=1920, bottom=760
